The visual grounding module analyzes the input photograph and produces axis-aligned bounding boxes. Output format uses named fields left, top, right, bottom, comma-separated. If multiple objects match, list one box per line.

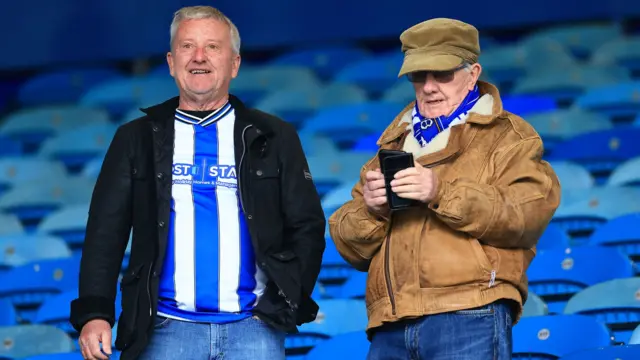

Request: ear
left=166, top=51, right=175, bottom=78
left=231, top=53, right=241, bottom=79
left=468, top=63, right=482, bottom=90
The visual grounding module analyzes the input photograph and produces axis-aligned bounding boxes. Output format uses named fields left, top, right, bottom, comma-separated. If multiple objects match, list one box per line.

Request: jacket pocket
left=265, top=251, right=302, bottom=307
left=115, top=263, right=144, bottom=350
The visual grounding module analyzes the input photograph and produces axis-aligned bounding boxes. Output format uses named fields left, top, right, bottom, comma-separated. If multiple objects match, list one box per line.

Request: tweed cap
left=398, top=18, right=480, bottom=77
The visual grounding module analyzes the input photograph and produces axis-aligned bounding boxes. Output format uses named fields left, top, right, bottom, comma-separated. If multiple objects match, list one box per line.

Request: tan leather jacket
left=328, top=81, right=561, bottom=334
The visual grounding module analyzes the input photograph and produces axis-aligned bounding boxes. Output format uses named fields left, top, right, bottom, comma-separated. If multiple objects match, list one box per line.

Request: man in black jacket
left=70, top=5, right=325, bottom=360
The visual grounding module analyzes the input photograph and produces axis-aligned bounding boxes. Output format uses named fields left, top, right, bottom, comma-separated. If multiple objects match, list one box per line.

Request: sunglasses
left=406, top=64, right=467, bottom=83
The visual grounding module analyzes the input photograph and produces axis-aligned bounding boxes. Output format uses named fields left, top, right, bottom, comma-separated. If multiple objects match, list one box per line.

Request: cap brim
left=398, top=53, right=463, bottom=77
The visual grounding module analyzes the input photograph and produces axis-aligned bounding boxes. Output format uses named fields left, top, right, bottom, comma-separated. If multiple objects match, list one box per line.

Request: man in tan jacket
left=329, top=18, right=560, bottom=360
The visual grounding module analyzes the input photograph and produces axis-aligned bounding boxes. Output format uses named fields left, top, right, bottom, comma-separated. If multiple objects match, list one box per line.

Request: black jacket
left=69, top=95, right=326, bottom=359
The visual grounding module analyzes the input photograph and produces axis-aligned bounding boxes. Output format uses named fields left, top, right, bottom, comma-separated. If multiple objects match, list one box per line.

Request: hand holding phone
left=378, top=150, right=418, bottom=211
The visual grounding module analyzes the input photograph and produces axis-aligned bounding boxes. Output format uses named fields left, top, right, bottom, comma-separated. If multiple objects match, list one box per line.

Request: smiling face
left=167, top=18, right=240, bottom=107
left=410, top=63, right=482, bottom=118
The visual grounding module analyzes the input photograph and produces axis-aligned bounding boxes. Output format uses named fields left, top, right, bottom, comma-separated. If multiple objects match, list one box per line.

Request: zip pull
left=488, top=270, right=496, bottom=288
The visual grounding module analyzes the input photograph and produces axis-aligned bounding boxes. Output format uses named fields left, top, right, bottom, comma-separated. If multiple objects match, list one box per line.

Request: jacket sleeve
left=328, top=156, right=390, bottom=271
left=428, top=136, right=561, bottom=249
left=70, top=126, right=133, bottom=332
left=278, top=124, right=326, bottom=300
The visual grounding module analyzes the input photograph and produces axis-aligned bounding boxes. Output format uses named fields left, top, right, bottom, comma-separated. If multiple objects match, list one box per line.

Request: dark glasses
left=406, top=64, right=467, bottom=83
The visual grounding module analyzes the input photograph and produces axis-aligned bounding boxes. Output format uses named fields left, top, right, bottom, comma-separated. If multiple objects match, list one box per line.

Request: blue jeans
left=367, top=300, right=513, bottom=360
left=138, top=315, right=285, bottom=360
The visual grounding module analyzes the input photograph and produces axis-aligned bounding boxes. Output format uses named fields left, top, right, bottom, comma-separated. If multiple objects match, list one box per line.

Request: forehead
left=174, top=18, right=230, bottom=41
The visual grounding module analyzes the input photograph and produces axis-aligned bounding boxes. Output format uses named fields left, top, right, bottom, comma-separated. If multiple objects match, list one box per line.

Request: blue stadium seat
left=551, top=187, right=640, bottom=242
left=0, top=325, right=76, bottom=359
left=17, top=68, right=123, bottom=106
left=381, top=81, right=416, bottom=105
left=306, top=151, right=375, bottom=197
left=548, top=161, right=594, bottom=203
left=254, top=83, right=368, bottom=127
left=558, top=345, right=640, bottom=359
left=564, top=277, right=640, bottom=344
left=299, top=102, right=404, bottom=148
left=38, top=123, right=116, bottom=172
left=34, top=289, right=122, bottom=339
left=549, top=127, right=640, bottom=187
left=512, top=65, right=630, bottom=104
left=590, top=213, right=640, bottom=269
left=333, top=54, right=404, bottom=96
left=0, top=257, right=80, bottom=323
left=0, top=177, right=94, bottom=230
left=298, top=133, right=339, bottom=157
left=80, top=76, right=178, bottom=118
left=522, top=292, right=549, bottom=317
left=574, top=81, right=640, bottom=123
left=230, top=65, right=322, bottom=106
left=0, top=157, right=68, bottom=197
left=303, top=331, right=369, bottom=360
left=286, top=299, right=368, bottom=354
left=526, top=110, right=613, bottom=154
left=537, top=223, right=571, bottom=250
left=322, top=182, right=358, bottom=218
left=632, top=324, right=640, bottom=344
left=502, top=95, right=557, bottom=116
left=512, top=315, right=613, bottom=359
left=608, top=156, right=640, bottom=187
left=0, top=105, right=111, bottom=153
left=0, top=235, right=72, bottom=269
left=526, top=246, right=634, bottom=314
left=591, top=36, right=640, bottom=74
left=38, top=204, right=89, bottom=255
left=0, top=136, right=23, bottom=157
left=270, top=46, right=370, bottom=79
left=317, top=238, right=354, bottom=293
left=0, top=214, right=24, bottom=236
left=334, top=271, right=367, bottom=299
left=522, top=24, right=622, bottom=59
left=0, top=298, right=17, bottom=326
left=23, top=352, right=85, bottom=360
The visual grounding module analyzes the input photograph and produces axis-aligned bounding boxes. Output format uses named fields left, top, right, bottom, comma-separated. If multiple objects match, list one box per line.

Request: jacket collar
left=377, top=80, right=505, bottom=146
left=140, top=94, right=275, bottom=136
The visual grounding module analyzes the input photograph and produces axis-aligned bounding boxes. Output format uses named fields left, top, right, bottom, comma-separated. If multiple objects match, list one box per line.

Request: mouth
left=189, top=69, right=211, bottom=75
left=426, top=99, right=444, bottom=105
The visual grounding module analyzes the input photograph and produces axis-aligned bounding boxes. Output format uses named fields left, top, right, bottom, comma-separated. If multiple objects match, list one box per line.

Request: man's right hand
left=79, top=319, right=112, bottom=360
left=363, top=169, right=388, bottom=216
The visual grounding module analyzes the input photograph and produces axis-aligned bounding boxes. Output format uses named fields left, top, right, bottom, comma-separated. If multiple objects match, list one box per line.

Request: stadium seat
left=591, top=36, right=640, bottom=74
left=351, top=133, right=380, bottom=152
left=512, top=315, right=613, bottom=359
left=548, top=161, right=594, bottom=204
left=0, top=298, right=17, bottom=326
left=299, top=102, right=405, bottom=148
left=0, top=257, right=80, bottom=322
left=537, top=223, right=571, bottom=250
left=551, top=187, right=640, bottom=242
left=306, top=151, right=375, bottom=197
left=502, top=95, right=557, bottom=116
left=23, top=352, right=85, bottom=360
left=38, top=204, right=90, bottom=255
left=574, top=81, right=640, bottom=123
left=80, top=76, right=178, bottom=118
left=526, top=246, right=634, bottom=314
left=590, top=213, right=640, bottom=269
left=270, top=46, right=370, bottom=79
left=0, top=105, right=111, bottom=153
left=254, top=83, right=368, bottom=127
left=522, top=292, right=549, bottom=318
left=298, top=133, right=339, bottom=157
left=0, top=214, right=24, bottom=236
left=558, top=345, right=640, bottom=359
left=333, top=271, right=367, bottom=299
left=286, top=299, right=368, bottom=354
left=230, top=65, right=322, bottom=106
left=0, top=325, right=76, bottom=359
left=303, top=331, right=370, bottom=360
left=0, top=136, right=23, bottom=157
left=17, top=68, right=123, bottom=106
left=38, top=123, right=116, bottom=172
left=608, top=156, right=640, bottom=187
left=333, top=54, right=404, bottom=96
left=0, top=157, right=68, bottom=197
left=526, top=110, right=613, bottom=154
left=632, top=324, right=640, bottom=344
left=522, top=24, right=622, bottom=59
left=0, top=235, right=72, bottom=269
left=564, top=277, right=640, bottom=344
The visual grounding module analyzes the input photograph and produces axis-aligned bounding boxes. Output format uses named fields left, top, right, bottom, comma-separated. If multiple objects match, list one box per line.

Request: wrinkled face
left=167, top=18, right=240, bottom=101
left=410, top=63, right=482, bottom=118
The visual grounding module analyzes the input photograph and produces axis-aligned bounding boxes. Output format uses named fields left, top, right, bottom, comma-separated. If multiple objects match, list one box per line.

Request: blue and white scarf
left=411, top=85, right=480, bottom=147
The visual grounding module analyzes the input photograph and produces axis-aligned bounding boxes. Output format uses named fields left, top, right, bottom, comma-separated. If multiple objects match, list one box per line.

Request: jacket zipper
left=383, top=218, right=396, bottom=315
left=238, top=125, right=252, bottom=213
left=147, top=263, right=153, bottom=316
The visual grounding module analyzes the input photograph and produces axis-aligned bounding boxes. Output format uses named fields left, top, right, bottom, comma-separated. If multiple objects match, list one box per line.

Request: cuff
left=428, top=173, right=449, bottom=212
left=70, top=296, right=116, bottom=332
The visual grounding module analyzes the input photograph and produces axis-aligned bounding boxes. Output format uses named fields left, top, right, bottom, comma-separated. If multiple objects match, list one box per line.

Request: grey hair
left=170, top=6, right=241, bottom=54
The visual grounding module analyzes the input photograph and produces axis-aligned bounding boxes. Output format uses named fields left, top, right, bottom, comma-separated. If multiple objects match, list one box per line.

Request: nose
left=421, top=74, right=439, bottom=93
left=193, top=46, right=206, bottom=63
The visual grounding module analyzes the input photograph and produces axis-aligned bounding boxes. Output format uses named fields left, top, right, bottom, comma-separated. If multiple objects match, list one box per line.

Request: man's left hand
left=390, top=161, right=439, bottom=203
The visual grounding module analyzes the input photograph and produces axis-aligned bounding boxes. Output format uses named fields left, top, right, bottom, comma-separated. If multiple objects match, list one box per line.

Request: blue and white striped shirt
left=157, top=102, right=268, bottom=323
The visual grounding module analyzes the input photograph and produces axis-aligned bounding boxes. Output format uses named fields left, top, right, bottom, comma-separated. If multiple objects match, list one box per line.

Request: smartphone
left=378, top=149, right=417, bottom=211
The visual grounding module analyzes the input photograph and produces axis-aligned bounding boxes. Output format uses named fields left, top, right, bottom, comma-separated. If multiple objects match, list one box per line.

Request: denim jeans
left=367, top=300, right=513, bottom=360
left=137, top=315, right=285, bottom=360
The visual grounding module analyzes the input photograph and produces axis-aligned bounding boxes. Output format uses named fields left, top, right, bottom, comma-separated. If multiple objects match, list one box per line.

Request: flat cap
left=398, top=18, right=480, bottom=77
